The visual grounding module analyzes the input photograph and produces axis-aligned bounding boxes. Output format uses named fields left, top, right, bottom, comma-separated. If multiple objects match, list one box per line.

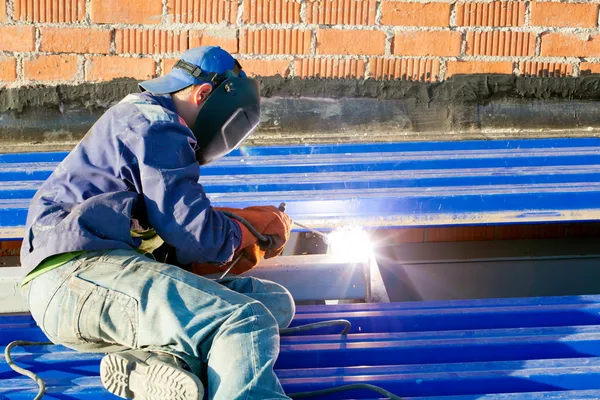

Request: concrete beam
left=241, top=255, right=368, bottom=302
left=5, top=76, right=600, bottom=152
left=0, top=254, right=372, bottom=313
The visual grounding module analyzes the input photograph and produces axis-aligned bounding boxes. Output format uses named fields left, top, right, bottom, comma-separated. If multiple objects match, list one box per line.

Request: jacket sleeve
left=123, top=118, right=242, bottom=265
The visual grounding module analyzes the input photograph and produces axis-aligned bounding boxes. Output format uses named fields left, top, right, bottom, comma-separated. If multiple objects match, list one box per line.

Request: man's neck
left=171, top=94, right=196, bottom=128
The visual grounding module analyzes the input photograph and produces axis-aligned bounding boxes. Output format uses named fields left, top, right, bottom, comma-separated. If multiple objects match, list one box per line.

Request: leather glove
left=191, top=206, right=292, bottom=276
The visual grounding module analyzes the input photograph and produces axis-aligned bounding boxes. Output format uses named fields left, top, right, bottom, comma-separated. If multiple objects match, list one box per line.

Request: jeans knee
left=261, top=281, right=295, bottom=329
left=219, top=277, right=295, bottom=329
left=242, top=301, right=280, bottom=331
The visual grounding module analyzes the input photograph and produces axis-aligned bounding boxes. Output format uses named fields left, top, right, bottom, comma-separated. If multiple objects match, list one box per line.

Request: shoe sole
left=100, top=352, right=203, bottom=400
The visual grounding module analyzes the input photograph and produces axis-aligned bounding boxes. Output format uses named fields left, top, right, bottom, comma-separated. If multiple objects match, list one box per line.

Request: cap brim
left=139, top=74, right=193, bottom=95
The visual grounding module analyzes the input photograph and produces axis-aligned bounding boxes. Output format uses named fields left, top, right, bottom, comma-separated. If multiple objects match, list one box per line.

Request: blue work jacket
left=20, top=92, right=242, bottom=276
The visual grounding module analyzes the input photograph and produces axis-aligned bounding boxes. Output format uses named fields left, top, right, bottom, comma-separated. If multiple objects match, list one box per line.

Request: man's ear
left=191, top=83, right=213, bottom=105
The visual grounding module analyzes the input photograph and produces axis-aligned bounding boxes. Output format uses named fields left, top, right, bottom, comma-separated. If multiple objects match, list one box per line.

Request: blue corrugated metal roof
left=4, top=138, right=600, bottom=239
left=4, top=295, right=600, bottom=398
left=4, top=138, right=600, bottom=398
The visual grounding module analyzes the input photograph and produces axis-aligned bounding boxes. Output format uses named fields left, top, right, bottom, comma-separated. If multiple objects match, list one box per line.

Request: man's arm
left=123, top=119, right=242, bottom=265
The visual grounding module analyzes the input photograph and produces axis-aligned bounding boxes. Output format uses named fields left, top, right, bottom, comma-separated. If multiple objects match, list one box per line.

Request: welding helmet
left=139, top=46, right=261, bottom=165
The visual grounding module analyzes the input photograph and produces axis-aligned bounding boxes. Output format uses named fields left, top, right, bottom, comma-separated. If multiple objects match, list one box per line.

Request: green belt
left=21, top=251, right=84, bottom=286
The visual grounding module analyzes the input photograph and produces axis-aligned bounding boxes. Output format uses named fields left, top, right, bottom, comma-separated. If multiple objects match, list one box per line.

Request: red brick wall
left=1, top=0, right=600, bottom=86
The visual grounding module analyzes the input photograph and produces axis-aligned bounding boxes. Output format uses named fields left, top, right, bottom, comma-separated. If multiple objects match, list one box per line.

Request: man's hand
left=191, top=206, right=292, bottom=276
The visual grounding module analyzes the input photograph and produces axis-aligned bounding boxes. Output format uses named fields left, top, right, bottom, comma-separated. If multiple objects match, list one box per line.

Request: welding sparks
left=327, top=226, right=373, bottom=261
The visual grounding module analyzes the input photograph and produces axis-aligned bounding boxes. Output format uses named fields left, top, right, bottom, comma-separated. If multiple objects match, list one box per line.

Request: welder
left=19, top=46, right=294, bottom=400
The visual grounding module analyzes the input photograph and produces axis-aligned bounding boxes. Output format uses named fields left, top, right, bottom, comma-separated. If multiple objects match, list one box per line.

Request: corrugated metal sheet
left=4, top=138, right=600, bottom=239
left=4, top=139, right=600, bottom=398
left=4, top=295, right=600, bottom=398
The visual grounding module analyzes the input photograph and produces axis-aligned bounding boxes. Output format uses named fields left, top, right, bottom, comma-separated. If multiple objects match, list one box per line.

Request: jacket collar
left=138, top=91, right=178, bottom=114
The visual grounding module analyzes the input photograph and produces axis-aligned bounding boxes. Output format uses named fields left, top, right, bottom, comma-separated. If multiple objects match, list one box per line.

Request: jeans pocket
left=42, top=274, right=93, bottom=345
left=71, top=275, right=140, bottom=348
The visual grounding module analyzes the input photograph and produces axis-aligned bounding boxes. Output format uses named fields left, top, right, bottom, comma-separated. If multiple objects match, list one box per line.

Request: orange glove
left=191, top=206, right=292, bottom=276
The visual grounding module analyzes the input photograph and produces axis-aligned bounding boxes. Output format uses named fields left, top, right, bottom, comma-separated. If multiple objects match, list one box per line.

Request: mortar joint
left=35, top=27, right=41, bottom=53
left=6, top=0, right=15, bottom=23
left=85, top=0, right=92, bottom=24
left=364, top=56, right=371, bottom=79
left=15, top=54, right=23, bottom=84
left=300, top=0, right=307, bottom=24
left=573, top=59, right=581, bottom=78
left=449, top=1, right=457, bottom=28
left=161, top=0, right=169, bottom=24
left=374, top=0, right=382, bottom=26
left=76, top=54, right=85, bottom=84
left=439, top=58, right=447, bottom=81
left=384, top=29, right=394, bottom=57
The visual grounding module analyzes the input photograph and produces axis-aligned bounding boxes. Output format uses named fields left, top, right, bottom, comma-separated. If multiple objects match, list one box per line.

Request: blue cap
left=139, top=46, right=246, bottom=94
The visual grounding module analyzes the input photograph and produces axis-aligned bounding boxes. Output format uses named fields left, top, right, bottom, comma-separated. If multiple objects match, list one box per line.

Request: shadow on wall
left=376, top=244, right=600, bottom=303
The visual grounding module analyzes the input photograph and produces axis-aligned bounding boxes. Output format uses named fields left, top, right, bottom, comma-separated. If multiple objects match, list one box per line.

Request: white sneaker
left=100, top=349, right=204, bottom=400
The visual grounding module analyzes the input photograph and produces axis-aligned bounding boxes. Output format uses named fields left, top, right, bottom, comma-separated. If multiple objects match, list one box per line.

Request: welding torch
left=277, top=203, right=329, bottom=241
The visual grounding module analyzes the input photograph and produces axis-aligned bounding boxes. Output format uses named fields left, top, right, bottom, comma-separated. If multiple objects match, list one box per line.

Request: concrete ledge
left=0, top=267, right=28, bottom=313
left=0, top=254, right=373, bottom=313
left=3, top=75, right=600, bottom=151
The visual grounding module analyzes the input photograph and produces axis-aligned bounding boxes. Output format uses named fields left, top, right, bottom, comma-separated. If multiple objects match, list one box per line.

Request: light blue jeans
left=23, top=249, right=294, bottom=400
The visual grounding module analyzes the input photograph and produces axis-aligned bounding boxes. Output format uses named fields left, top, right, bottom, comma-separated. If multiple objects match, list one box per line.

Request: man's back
left=21, top=91, right=238, bottom=275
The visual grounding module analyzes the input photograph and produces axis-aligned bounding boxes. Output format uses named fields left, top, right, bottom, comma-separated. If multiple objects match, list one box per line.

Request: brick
left=161, top=58, right=178, bottom=75
left=240, top=59, right=291, bottom=77
left=168, top=0, right=236, bottom=23
left=446, top=61, right=513, bottom=77
left=0, top=26, right=35, bottom=52
left=317, top=29, right=385, bottom=55
left=580, top=62, right=600, bottom=76
left=307, top=0, right=377, bottom=25
left=116, top=30, right=189, bottom=55
left=495, top=224, right=567, bottom=241
left=244, top=0, right=301, bottom=24
left=165, top=55, right=268, bottom=76
left=394, top=31, right=461, bottom=57
left=381, top=2, right=451, bottom=27
left=14, top=0, right=85, bottom=22
left=190, top=29, right=238, bottom=54
left=0, top=0, right=6, bottom=21
left=531, top=2, right=598, bottom=28
left=0, top=58, right=17, bottom=81
left=24, top=55, right=79, bottom=82
left=41, top=27, right=111, bottom=54
left=91, top=0, right=163, bottom=24
left=241, top=29, right=311, bottom=55
left=370, top=58, right=441, bottom=82
left=86, top=57, right=156, bottom=81
left=466, top=31, right=536, bottom=57
left=518, top=61, right=573, bottom=78
left=295, top=58, right=365, bottom=78
left=541, top=33, right=600, bottom=57
left=456, top=1, right=526, bottom=27
left=426, top=226, right=495, bottom=242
